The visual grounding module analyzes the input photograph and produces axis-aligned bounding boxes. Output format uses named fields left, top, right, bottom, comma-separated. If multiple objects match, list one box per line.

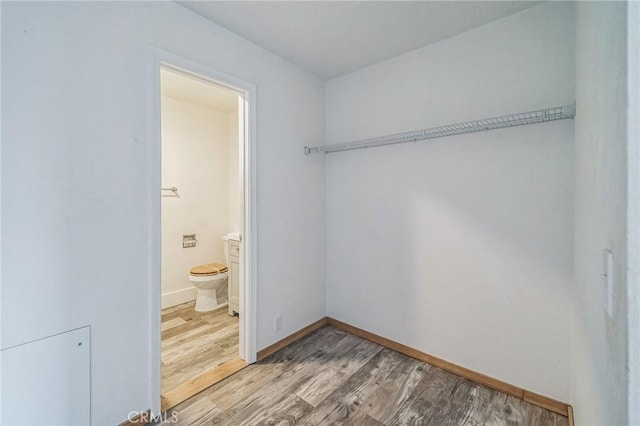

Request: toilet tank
left=222, top=233, right=241, bottom=265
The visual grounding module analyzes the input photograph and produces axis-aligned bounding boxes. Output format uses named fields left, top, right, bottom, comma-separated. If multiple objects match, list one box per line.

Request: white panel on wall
left=1, top=327, right=90, bottom=426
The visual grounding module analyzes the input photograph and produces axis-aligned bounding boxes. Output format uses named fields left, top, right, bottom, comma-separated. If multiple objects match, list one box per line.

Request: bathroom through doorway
left=148, top=49, right=257, bottom=414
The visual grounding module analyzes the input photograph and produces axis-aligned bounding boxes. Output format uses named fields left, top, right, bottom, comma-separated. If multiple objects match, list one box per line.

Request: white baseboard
left=162, top=287, right=197, bottom=309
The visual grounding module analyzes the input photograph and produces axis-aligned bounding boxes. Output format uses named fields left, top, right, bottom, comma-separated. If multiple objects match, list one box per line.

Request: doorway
left=148, top=49, right=257, bottom=415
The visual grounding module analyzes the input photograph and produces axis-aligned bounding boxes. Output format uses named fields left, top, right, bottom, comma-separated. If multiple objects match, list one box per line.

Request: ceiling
left=161, top=67, right=239, bottom=112
left=178, top=1, right=541, bottom=80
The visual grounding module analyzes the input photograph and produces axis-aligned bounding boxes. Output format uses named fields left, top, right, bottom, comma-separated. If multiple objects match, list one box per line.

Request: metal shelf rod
left=304, top=103, right=576, bottom=155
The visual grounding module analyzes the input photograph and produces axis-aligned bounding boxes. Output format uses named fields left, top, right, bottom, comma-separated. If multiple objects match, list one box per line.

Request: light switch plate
left=604, top=248, right=614, bottom=317
left=274, top=315, right=282, bottom=332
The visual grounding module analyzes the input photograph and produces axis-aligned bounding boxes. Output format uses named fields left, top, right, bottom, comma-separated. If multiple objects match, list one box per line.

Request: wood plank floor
left=161, top=301, right=240, bottom=395
left=156, top=325, right=568, bottom=425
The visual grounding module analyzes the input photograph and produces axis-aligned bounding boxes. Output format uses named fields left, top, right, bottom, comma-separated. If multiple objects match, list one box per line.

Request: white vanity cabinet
left=228, top=239, right=240, bottom=316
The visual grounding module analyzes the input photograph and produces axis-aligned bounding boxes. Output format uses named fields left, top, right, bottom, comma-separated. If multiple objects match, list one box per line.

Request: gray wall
left=572, top=2, right=630, bottom=425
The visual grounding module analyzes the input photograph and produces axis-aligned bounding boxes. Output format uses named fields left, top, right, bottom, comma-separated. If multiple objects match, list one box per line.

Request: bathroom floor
left=161, top=301, right=239, bottom=396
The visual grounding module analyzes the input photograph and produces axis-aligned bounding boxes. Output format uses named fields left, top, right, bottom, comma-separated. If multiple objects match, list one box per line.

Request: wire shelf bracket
left=304, top=103, right=576, bottom=155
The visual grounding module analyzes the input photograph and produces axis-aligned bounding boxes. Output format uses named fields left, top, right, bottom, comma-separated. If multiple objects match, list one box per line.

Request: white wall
left=228, top=107, right=241, bottom=235
left=628, top=4, right=640, bottom=424
left=161, top=96, right=235, bottom=308
left=1, top=2, right=326, bottom=424
left=0, top=4, right=4, bottom=421
left=325, top=2, right=575, bottom=401
left=572, top=3, right=629, bottom=425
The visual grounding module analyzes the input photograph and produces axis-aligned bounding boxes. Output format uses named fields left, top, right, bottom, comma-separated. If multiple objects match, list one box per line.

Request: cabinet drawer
left=229, top=244, right=240, bottom=256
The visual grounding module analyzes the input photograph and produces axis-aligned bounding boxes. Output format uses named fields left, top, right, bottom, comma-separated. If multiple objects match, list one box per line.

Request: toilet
left=188, top=236, right=232, bottom=312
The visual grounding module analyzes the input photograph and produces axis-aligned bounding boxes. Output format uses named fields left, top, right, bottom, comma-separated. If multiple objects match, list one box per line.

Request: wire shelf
left=304, top=103, right=576, bottom=155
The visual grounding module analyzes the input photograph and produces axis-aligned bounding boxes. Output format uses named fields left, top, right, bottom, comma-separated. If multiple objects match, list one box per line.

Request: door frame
left=147, top=47, right=258, bottom=415
left=628, top=1, right=640, bottom=423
